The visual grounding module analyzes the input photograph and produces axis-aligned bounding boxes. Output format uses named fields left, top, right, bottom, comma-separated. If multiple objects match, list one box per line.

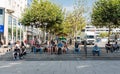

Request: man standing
left=84, top=40, right=87, bottom=57
left=70, top=38, right=72, bottom=45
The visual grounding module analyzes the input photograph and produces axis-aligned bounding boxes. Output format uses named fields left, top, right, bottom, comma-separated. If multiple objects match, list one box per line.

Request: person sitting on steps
left=113, top=42, right=119, bottom=52
left=105, top=41, right=113, bottom=53
left=92, top=44, right=100, bottom=56
left=57, top=41, right=63, bottom=55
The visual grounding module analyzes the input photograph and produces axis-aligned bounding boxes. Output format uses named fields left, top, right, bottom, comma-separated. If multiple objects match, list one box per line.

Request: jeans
left=106, top=47, right=113, bottom=53
left=92, top=51, right=100, bottom=56
left=74, top=48, right=80, bottom=54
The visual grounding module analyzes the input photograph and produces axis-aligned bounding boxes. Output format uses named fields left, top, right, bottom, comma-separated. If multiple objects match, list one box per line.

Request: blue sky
left=50, top=0, right=97, bottom=22
left=50, top=0, right=97, bottom=12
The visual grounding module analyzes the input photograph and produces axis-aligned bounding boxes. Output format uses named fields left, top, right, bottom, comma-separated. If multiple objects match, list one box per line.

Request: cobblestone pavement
left=0, top=61, right=120, bottom=74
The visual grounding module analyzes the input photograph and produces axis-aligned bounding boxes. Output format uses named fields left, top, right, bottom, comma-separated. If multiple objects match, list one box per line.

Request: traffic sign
left=0, top=25, right=4, bottom=33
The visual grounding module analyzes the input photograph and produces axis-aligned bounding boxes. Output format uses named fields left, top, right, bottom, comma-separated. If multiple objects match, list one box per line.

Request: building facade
left=86, top=25, right=120, bottom=38
left=0, top=0, right=27, bottom=45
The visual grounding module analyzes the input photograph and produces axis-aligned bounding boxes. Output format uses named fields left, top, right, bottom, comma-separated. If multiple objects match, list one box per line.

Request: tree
left=21, top=0, right=64, bottom=30
left=92, top=0, right=120, bottom=39
left=20, top=0, right=64, bottom=40
left=99, top=32, right=109, bottom=38
left=20, top=7, right=33, bottom=26
left=63, top=0, right=86, bottom=39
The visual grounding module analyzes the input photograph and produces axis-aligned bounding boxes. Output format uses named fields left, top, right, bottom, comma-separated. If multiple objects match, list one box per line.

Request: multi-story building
left=85, top=25, right=120, bottom=38
left=0, top=0, right=27, bottom=45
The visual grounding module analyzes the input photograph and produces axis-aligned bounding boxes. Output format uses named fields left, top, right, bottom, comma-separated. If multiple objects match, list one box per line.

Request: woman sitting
left=63, top=42, right=68, bottom=54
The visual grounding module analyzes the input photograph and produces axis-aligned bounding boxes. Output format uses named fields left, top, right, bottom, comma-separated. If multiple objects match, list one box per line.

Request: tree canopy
left=20, top=0, right=64, bottom=30
left=61, top=0, right=86, bottom=37
left=91, top=0, right=120, bottom=37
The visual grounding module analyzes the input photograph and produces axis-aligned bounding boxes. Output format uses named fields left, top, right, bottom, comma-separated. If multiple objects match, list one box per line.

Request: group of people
left=43, top=40, right=69, bottom=54
left=105, top=41, right=119, bottom=53
left=31, top=39, right=69, bottom=55
left=92, top=41, right=120, bottom=56
left=22, top=37, right=120, bottom=58
left=13, top=41, right=27, bottom=60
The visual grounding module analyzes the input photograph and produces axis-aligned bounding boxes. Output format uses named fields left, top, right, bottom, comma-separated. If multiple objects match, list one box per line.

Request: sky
left=50, top=0, right=97, bottom=22
left=50, top=0, right=97, bottom=12
left=29, top=0, right=97, bottom=22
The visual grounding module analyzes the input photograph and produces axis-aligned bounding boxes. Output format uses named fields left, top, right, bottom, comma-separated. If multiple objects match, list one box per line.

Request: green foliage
left=61, top=0, right=86, bottom=37
left=99, top=32, right=109, bottom=38
left=92, top=0, right=120, bottom=27
left=92, top=0, right=120, bottom=38
left=20, top=0, right=64, bottom=30
left=20, top=8, right=33, bottom=26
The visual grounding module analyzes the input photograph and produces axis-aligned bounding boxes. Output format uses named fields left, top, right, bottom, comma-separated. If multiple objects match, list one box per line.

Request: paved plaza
left=0, top=41, right=120, bottom=61
left=0, top=61, right=120, bottom=74
left=0, top=42, right=120, bottom=74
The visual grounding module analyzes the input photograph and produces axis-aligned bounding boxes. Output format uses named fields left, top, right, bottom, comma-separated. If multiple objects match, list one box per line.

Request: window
left=77, top=37, right=80, bottom=39
left=8, top=16, right=12, bottom=25
left=0, top=9, right=3, bottom=15
left=87, top=35, right=94, bottom=39
left=13, top=18, right=16, bottom=25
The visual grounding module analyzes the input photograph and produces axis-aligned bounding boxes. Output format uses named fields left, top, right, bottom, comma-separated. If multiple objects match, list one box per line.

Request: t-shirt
left=113, top=44, right=118, bottom=48
left=15, top=44, right=20, bottom=49
left=106, top=43, right=111, bottom=48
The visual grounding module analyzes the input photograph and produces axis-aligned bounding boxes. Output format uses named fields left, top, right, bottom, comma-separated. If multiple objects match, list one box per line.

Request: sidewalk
left=0, top=46, right=11, bottom=56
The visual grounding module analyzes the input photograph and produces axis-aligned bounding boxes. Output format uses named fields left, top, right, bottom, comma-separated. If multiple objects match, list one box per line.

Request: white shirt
left=15, top=44, right=20, bottom=49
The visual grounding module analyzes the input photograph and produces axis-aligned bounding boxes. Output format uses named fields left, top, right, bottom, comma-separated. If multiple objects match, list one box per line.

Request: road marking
left=0, top=62, right=22, bottom=69
left=76, top=65, right=90, bottom=69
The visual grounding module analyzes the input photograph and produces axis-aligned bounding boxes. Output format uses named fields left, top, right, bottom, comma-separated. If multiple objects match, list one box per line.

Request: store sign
left=0, top=25, right=4, bottom=33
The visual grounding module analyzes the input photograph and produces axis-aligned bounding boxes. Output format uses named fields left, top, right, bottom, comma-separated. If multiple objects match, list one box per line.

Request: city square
left=0, top=0, right=120, bottom=74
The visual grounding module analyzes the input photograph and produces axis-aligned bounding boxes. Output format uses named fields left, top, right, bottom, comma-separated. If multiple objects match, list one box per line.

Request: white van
left=86, top=32, right=96, bottom=45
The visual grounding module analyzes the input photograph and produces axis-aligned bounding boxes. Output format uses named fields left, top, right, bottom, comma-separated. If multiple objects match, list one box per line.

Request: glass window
left=77, top=37, right=80, bottom=39
left=8, top=16, right=12, bottom=25
left=87, top=35, right=94, bottom=38
left=0, top=9, right=3, bottom=15
left=13, top=18, right=16, bottom=25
